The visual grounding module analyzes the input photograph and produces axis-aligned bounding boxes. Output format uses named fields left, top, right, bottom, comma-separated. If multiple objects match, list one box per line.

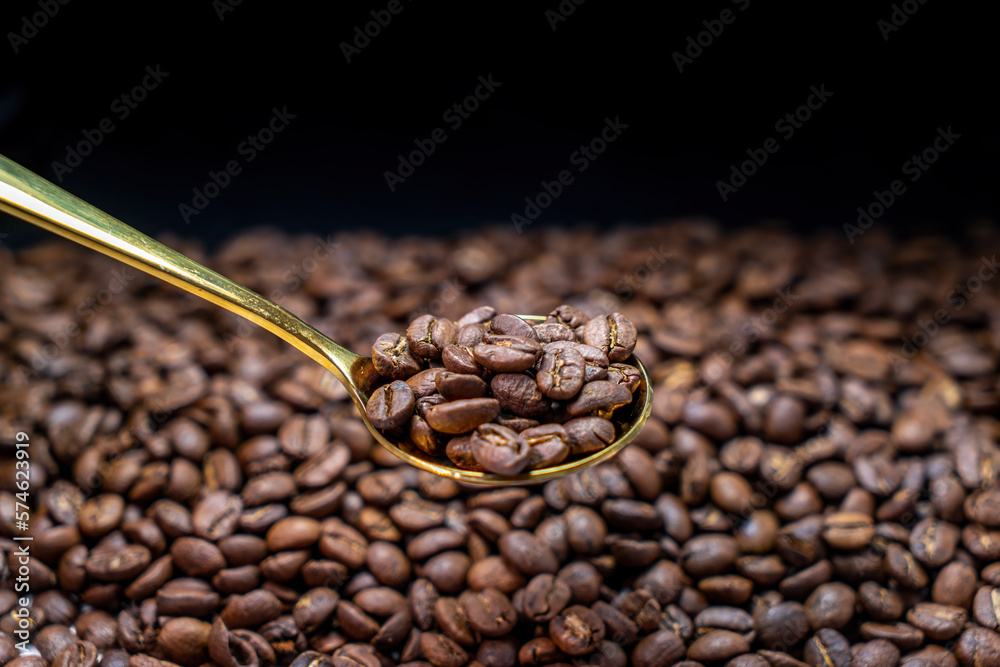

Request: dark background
left=0, top=1, right=995, bottom=248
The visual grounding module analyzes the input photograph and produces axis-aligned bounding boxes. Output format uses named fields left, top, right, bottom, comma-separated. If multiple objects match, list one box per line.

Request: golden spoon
left=0, top=153, right=652, bottom=485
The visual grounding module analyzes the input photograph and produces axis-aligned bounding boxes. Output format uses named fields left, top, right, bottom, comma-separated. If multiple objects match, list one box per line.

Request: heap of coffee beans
left=364, top=308, right=640, bottom=474
left=1, top=221, right=1000, bottom=667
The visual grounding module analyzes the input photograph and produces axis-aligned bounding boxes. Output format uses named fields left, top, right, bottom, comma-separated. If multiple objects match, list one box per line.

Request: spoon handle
left=0, top=152, right=360, bottom=389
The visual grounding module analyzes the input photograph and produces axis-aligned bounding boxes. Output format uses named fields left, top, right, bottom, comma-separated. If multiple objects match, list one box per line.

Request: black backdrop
left=1, top=1, right=995, bottom=247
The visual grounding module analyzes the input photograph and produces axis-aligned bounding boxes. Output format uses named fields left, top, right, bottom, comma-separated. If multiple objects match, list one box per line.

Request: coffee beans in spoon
left=364, top=307, right=639, bottom=474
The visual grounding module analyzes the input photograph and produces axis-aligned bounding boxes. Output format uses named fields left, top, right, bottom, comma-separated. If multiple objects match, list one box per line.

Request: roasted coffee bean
left=51, top=640, right=99, bottom=667
left=536, top=346, right=586, bottom=400
left=533, top=322, right=575, bottom=344
left=170, top=536, right=227, bottom=577
left=494, top=414, right=540, bottom=432
left=424, top=398, right=501, bottom=435
left=220, top=589, right=283, bottom=629
left=859, top=622, right=925, bottom=651
left=563, top=417, right=616, bottom=454
left=606, top=362, right=641, bottom=393
left=698, top=574, right=753, bottom=605
left=407, top=368, right=449, bottom=398
left=459, top=588, right=516, bottom=637
left=124, top=554, right=173, bottom=599
left=754, top=600, right=810, bottom=650
left=592, top=600, right=638, bottom=646
left=521, top=423, right=570, bottom=469
left=602, top=498, right=660, bottom=530
left=804, top=628, right=852, bottom=667
left=489, top=373, right=550, bottom=418
left=456, top=322, right=489, bottom=346
left=498, top=530, right=558, bottom=575
left=823, top=511, right=875, bottom=550
left=765, top=394, right=805, bottom=445
left=737, top=510, right=780, bottom=554
left=337, top=601, right=380, bottom=641
left=546, top=304, right=588, bottom=328
left=631, top=630, right=686, bottom=667
left=909, top=518, right=960, bottom=567
left=74, top=611, right=118, bottom=651
left=852, top=639, right=900, bottom=667
left=567, top=381, right=632, bottom=417
left=933, top=561, right=977, bottom=609
left=857, top=581, right=905, bottom=621
left=78, top=494, right=124, bottom=537
left=683, top=400, right=738, bottom=443
left=355, top=586, right=406, bottom=617
left=366, top=381, right=416, bottom=430
left=441, top=344, right=487, bottom=377
left=490, top=314, right=537, bottom=339
left=407, top=315, right=458, bottom=360
left=419, top=632, right=468, bottom=667
left=563, top=505, right=607, bottom=556
left=435, top=372, right=488, bottom=400
left=779, top=559, right=832, bottom=600
left=687, top=630, right=751, bottom=662
left=155, top=578, right=220, bottom=617
left=36, top=625, right=76, bottom=664
left=963, top=524, right=1000, bottom=561
left=84, top=544, right=151, bottom=582
left=885, top=543, right=928, bottom=589
left=545, top=341, right=609, bottom=383
left=409, top=415, right=443, bottom=455
left=158, top=618, right=211, bottom=666
left=582, top=313, right=637, bottom=363
left=776, top=515, right=826, bottom=568
left=267, top=516, right=322, bottom=551
left=681, top=534, right=741, bottom=578
left=372, top=333, right=422, bottom=380
left=973, top=586, right=1000, bottom=630
left=444, top=434, right=480, bottom=470
left=694, top=606, right=755, bottom=642
left=470, top=424, right=530, bottom=475
left=192, top=490, right=243, bottom=540
left=549, top=605, right=605, bottom=656
left=408, top=531, right=466, bottom=569
left=473, top=335, right=542, bottom=373
left=905, top=602, right=967, bottom=640
left=955, top=627, right=1000, bottom=667
left=805, top=582, right=856, bottom=630
left=518, top=574, right=571, bottom=623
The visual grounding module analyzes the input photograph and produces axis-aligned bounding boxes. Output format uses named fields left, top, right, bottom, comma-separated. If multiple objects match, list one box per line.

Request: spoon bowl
left=0, top=153, right=652, bottom=484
